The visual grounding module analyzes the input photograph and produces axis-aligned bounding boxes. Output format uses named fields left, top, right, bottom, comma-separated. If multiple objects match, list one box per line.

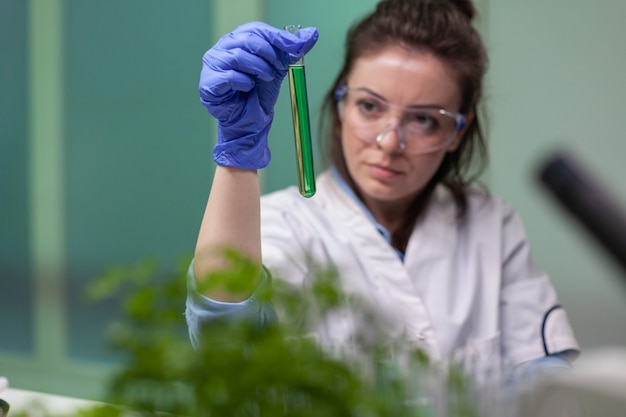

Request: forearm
left=194, top=166, right=262, bottom=301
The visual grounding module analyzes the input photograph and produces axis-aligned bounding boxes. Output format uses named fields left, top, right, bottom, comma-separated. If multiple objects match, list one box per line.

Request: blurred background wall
left=1, top=0, right=625, bottom=400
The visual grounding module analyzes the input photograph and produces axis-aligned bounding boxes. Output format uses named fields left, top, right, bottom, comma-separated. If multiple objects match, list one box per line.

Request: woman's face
left=340, top=47, right=466, bottom=208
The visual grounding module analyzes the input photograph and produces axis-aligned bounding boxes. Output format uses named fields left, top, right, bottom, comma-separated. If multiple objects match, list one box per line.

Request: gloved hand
left=199, top=22, right=319, bottom=169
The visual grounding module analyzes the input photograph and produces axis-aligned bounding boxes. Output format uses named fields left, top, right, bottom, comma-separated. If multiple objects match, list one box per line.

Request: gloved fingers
left=203, top=89, right=249, bottom=124
left=203, top=47, right=277, bottom=84
left=223, top=22, right=319, bottom=68
left=216, top=31, right=286, bottom=72
left=199, top=66, right=255, bottom=101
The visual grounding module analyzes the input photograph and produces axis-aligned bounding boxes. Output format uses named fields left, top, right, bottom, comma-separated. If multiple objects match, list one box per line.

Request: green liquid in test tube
left=285, top=24, right=316, bottom=198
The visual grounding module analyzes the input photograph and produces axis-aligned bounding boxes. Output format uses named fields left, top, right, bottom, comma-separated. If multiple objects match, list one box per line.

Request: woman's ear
left=446, top=112, right=474, bottom=152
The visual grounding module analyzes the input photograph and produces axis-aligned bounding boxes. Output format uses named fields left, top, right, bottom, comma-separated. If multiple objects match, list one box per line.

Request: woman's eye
left=357, top=100, right=381, bottom=114
left=410, top=112, right=438, bottom=129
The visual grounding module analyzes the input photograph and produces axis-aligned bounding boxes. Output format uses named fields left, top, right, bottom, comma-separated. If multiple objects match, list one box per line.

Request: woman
left=186, top=0, right=579, bottom=370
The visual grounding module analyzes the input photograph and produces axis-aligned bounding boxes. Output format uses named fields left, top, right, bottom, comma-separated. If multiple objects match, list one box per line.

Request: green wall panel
left=63, top=0, right=213, bottom=361
left=0, top=0, right=34, bottom=354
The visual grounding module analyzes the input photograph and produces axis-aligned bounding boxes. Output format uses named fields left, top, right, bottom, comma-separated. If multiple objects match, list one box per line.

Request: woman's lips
left=368, top=163, right=402, bottom=180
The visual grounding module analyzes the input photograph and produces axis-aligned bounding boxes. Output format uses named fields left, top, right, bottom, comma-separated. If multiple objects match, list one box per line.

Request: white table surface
left=0, top=383, right=100, bottom=416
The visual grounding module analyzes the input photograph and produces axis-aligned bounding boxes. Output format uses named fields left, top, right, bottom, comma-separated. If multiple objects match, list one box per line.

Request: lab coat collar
left=329, top=168, right=403, bottom=261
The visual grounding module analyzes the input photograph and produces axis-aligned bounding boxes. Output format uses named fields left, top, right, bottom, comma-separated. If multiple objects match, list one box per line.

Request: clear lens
left=338, top=88, right=462, bottom=154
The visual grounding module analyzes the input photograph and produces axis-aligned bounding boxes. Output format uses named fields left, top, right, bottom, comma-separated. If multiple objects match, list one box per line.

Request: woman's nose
left=375, top=124, right=406, bottom=153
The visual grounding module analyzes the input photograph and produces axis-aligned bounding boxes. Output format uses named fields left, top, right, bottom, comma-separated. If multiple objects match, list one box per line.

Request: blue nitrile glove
left=199, top=22, right=319, bottom=169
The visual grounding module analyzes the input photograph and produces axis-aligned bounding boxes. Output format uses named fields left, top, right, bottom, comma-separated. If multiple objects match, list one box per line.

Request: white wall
left=485, top=0, right=626, bottom=351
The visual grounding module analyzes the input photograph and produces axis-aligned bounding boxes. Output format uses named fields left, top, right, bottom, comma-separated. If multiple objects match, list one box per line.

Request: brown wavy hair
left=319, top=0, right=489, bottom=251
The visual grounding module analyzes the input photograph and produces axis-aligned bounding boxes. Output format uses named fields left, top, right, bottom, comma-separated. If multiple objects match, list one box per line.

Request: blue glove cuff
left=213, top=125, right=272, bottom=169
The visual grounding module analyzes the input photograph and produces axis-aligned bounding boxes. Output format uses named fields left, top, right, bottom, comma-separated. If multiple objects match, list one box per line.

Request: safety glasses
left=335, top=85, right=466, bottom=154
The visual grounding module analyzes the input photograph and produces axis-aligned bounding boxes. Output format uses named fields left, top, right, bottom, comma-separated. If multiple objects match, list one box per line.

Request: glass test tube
left=285, top=25, right=316, bottom=198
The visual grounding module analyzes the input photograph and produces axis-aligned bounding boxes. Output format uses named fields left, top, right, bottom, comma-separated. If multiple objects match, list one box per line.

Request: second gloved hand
left=199, top=22, right=319, bottom=169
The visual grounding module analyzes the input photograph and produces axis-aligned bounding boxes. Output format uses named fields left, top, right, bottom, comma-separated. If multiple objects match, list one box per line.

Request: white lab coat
left=258, top=170, right=579, bottom=367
